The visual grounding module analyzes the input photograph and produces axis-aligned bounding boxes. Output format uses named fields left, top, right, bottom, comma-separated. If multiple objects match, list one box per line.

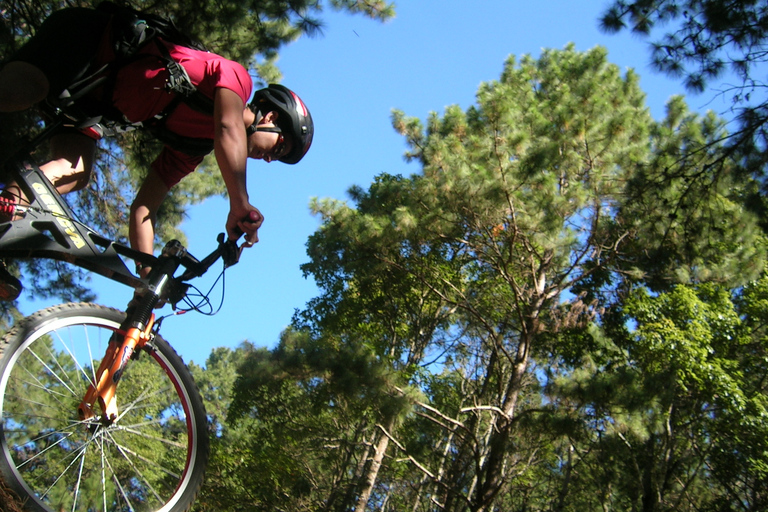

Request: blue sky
left=18, top=0, right=735, bottom=366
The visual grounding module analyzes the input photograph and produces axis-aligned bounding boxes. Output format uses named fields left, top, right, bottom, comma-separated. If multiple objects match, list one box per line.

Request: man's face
left=247, top=112, right=293, bottom=162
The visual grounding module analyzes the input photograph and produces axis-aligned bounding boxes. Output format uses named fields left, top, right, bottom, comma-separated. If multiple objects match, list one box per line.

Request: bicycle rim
left=0, top=303, right=208, bottom=512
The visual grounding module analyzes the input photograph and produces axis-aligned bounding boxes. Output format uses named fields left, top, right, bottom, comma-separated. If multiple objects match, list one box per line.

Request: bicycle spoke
left=116, top=380, right=175, bottom=418
left=99, top=435, right=108, bottom=512
left=113, top=424, right=187, bottom=450
left=14, top=432, right=72, bottom=471
left=72, top=442, right=88, bottom=512
left=21, top=346, right=80, bottom=398
left=9, top=362, right=76, bottom=411
left=101, top=448, right=138, bottom=512
left=50, top=326, right=105, bottom=393
left=106, top=431, right=184, bottom=479
left=106, top=430, right=167, bottom=505
left=41, top=441, right=88, bottom=502
left=3, top=391, right=73, bottom=417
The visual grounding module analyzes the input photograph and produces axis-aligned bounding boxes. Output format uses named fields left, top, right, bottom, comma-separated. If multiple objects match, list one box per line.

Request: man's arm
left=130, top=169, right=170, bottom=276
left=213, top=87, right=263, bottom=244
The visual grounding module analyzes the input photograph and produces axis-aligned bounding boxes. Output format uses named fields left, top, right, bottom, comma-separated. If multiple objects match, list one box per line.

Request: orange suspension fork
left=78, top=313, right=156, bottom=423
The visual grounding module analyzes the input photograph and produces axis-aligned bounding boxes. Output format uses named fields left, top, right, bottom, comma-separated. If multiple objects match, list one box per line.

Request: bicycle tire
left=0, top=302, right=209, bottom=512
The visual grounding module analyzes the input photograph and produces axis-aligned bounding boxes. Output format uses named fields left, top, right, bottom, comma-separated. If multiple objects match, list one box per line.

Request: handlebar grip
left=231, top=211, right=261, bottom=238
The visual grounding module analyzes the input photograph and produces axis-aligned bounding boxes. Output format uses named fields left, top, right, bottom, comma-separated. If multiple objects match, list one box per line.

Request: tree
left=383, top=44, right=652, bottom=511
left=548, top=281, right=768, bottom=511
left=599, top=0, right=768, bottom=228
left=600, top=0, right=768, bottom=95
left=223, top=44, right=766, bottom=511
left=195, top=330, right=413, bottom=512
left=616, top=94, right=766, bottom=290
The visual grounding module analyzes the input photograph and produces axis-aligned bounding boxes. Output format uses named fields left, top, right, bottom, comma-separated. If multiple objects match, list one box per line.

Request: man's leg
left=41, top=131, right=97, bottom=194
left=1, top=131, right=96, bottom=220
left=130, top=170, right=170, bottom=277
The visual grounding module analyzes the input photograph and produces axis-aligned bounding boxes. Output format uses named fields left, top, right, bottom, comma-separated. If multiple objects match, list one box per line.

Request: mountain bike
left=0, top=106, right=245, bottom=511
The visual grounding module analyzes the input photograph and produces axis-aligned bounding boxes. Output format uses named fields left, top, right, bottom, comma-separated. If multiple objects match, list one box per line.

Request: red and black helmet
left=248, top=84, right=314, bottom=164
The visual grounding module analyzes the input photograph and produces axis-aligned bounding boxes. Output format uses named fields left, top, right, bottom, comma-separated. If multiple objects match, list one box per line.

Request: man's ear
left=261, top=110, right=279, bottom=124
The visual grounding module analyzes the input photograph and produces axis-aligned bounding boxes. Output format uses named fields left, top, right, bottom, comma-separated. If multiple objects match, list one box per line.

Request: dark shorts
left=11, top=8, right=111, bottom=99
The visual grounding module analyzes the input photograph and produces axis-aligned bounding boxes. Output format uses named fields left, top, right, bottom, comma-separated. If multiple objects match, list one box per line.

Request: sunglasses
left=269, top=134, right=289, bottom=160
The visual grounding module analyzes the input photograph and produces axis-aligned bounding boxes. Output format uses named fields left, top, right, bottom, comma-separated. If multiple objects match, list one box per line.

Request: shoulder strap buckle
left=164, top=60, right=197, bottom=97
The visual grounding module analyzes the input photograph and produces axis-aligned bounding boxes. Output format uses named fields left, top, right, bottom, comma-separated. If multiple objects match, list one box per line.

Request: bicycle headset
left=246, top=84, right=314, bottom=164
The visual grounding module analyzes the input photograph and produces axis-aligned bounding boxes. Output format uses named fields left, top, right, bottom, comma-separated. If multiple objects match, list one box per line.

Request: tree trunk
left=472, top=321, right=536, bottom=511
left=354, top=419, right=394, bottom=512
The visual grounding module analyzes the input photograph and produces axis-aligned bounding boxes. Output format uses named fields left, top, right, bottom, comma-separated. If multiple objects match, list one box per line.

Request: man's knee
left=41, top=159, right=93, bottom=194
left=41, top=132, right=97, bottom=194
left=0, top=61, right=50, bottom=112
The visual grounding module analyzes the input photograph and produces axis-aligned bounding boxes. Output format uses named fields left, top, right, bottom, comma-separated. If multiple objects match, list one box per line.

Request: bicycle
left=0, top=102, right=246, bottom=511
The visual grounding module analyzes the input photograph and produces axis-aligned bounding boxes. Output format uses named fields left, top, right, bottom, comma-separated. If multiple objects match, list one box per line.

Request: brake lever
left=217, top=233, right=242, bottom=268
left=223, top=211, right=260, bottom=266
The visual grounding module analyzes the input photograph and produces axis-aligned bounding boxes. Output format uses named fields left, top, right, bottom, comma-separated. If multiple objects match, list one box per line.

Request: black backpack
left=83, top=2, right=217, bottom=155
left=101, top=2, right=213, bottom=103
left=100, top=2, right=207, bottom=57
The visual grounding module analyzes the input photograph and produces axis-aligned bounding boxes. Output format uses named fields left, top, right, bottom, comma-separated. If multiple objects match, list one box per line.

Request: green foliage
left=618, top=95, right=767, bottom=289
left=195, top=331, right=415, bottom=511
left=284, top=44, right=668, bottom=510
left=549, top=281, right=768, bottom=511
left=277, top=44, right=768, bottom=511
left=600, top=0, right=766, bottom=94
left=600, top=0, right=768, bottom=244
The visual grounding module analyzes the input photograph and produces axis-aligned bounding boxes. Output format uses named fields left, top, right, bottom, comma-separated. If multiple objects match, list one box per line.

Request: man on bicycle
left=0, top=4, right=314, bottom=301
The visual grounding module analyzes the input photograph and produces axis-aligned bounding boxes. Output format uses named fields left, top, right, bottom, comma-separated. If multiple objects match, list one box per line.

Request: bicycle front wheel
left=0, top=302, right=209, bottom=512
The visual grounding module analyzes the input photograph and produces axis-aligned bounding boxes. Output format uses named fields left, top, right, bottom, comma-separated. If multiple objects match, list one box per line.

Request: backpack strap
left=151, top=37, right=213, bottom=112
left=138, top=38, right=215, bottom=156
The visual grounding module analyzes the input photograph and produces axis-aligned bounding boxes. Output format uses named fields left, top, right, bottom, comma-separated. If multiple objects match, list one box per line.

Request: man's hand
left=213, top=88, right=263, bottom=246
left=227, top=206, right=264, bottom=246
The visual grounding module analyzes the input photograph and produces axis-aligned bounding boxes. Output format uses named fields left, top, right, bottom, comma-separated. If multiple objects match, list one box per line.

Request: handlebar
left=128, top=234, right=244, bottom=326
left=174, top=233, right=241, bottom=282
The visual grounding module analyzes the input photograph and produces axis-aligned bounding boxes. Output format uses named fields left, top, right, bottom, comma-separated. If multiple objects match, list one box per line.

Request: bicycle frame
left=0, top=154, right=148, bottom=290
left=0, top=121, right=241, bottom=426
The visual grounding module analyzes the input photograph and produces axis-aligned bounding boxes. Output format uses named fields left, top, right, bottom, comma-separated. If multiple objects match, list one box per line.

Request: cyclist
left=0, top=5, right=314, bottom=301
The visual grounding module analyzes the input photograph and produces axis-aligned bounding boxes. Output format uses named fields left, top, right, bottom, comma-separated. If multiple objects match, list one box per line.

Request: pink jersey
left=111, top=41, right=253, bottom=188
